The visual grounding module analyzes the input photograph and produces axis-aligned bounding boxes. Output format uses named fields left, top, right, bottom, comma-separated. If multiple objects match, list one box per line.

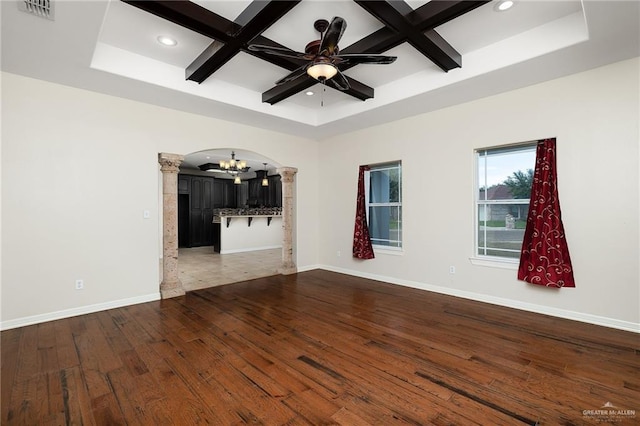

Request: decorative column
left=277, top=167, right=298, bottom=275
left=158, top=153, right=185, bottom=298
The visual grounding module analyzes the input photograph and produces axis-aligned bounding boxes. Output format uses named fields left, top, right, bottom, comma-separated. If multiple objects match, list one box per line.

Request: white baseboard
left=316, top=265, right=640, bottom=334
left=220, top=245, right=282, bottom=254
left=297, top=263, right=322, bottom=273
left=4, top=268, right=637, bottom=334
left=0, top=293, right=161, bottom=331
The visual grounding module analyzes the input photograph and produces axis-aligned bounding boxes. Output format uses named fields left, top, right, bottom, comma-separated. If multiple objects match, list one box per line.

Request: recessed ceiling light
left=305, top=91, right=314, bottom=96
left=157, top=35, right=177, bottom=47
left=494, top=0, right=514, bottom=12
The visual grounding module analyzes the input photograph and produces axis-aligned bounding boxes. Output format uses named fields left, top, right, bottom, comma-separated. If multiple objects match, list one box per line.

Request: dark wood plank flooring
left=2, top=270, right=638, bottom=425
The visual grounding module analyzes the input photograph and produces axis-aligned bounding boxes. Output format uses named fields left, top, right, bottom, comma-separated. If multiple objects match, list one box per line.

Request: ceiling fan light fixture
left=307, top=63, right=338, bottom=81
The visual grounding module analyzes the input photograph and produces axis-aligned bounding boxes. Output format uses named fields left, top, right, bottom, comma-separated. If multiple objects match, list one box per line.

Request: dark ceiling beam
left=124, top=0, right=490, bottom=105
left=409, top=0, right=490, bottom=31
left=262, top=0, right=489, bottom=104
left=121, top=0, right=375, bottom=104
left=341, top=27, right=404, bottom=55
left=354, top=0, right=462, bottom=71
left=121, top=0, right=233, bottom=42
left=186, top=1, right=302, bottom=82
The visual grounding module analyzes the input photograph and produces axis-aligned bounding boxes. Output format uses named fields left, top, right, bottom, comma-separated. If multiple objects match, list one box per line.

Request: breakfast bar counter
left=213, top=208, right=282, bottom=254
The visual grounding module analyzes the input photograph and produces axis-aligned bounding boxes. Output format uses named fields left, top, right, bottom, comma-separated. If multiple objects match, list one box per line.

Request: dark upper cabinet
left=242, top=172, right=281, bottom=208
left=268, top=175, right=282, bottom=207
left=223, top=179, right=236, bottom=207
left=236, top=181, right=249, bottom=208
left=248, top=178, right=262, bottom=207
left=178, top=174, right=216, bottom=247
left=189, top=177, right=208, bottom=247
left=178, top=176, right=190, bottom=194
left=213, top=179, right=224, bottom=208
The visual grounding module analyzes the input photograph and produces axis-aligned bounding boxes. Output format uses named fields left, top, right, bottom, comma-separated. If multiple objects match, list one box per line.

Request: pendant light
left=261, top=163, right=269, bottom=187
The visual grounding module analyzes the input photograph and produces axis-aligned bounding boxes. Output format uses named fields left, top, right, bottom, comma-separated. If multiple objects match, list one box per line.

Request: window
left=366, top=162, right=402, bottom=249
left=476, top=144, right=536, bottom=260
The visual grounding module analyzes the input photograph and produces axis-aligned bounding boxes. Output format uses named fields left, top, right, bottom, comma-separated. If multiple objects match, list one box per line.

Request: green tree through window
left=504, top=169, right=534, bottom=199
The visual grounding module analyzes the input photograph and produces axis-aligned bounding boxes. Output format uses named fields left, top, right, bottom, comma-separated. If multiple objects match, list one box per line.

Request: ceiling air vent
left=18, top=0, right=54, bottom=20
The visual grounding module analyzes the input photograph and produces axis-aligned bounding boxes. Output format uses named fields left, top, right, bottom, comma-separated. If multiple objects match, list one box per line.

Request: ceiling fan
left=248, top=16, right=397, bottom=91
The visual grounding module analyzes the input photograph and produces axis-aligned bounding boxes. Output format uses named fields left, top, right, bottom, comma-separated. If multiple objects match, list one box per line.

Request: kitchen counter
left=212, top=208, right=283, bottom=254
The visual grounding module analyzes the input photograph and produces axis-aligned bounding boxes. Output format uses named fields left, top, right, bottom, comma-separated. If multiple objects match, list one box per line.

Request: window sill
left=469, top=256, right=518, bottom=270
left=374, top=247, right=404, bottom=256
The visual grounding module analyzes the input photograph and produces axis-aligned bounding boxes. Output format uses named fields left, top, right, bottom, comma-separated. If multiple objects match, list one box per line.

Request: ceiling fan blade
left=275, top=64, right=310, bottom=85
left=326, top=69, right=350, bottom=91
left=248, top=44, right=306, bottom=60
left=334, top=54, right=397, bottom=65
left=320, top=17, right=346, bottom=56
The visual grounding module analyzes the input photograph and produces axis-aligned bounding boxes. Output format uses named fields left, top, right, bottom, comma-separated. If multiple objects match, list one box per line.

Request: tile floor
left=178, top=246, right=281, bottom=291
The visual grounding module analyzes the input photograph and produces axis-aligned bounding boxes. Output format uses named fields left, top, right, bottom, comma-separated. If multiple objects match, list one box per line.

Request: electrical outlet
left=337, top=251, right=341, bottom=257
left=143, top=210, right=150, bottom=219
left=449, top=266, right=456, bottom=274
left=75, top=279, right=84, bottom=290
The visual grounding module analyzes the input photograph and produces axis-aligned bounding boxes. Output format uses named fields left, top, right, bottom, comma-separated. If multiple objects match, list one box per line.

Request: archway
left=158, top=151, right=297, bottom=298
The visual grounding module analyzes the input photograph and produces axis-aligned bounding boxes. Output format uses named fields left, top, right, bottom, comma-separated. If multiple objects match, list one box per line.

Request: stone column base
left=279, top=263, right=298, bottom=275
left=160, top=280, right=185, bottom=299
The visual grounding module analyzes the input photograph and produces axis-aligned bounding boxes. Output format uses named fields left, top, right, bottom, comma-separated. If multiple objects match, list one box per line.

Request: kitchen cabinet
left=245, top=173, right=282, bottom=207
left=213, top=179, right=224, bottom=207
left=248, top=178, right=262, bottom=207
left=178, top=174, right=216, bottom=247
left=267, top=175, right=282, bottom=207
left=177, top=173, right=281, bottom=247
left=178, top=176, right=190, bottom=194
left=236, top=181, right=249, bottom=208
left=189, top=176, right=214, bottom=247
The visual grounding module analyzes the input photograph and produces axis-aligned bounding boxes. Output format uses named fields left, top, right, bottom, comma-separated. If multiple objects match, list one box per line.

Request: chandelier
left=198, top=151, right=250, bottom=184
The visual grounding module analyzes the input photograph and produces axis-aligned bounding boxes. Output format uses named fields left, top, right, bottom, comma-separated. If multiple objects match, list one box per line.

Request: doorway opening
left=164, top=148, right=294, bottom=292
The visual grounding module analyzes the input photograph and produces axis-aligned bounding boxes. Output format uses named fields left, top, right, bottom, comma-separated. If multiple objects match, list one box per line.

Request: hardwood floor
left=2, top=270, right=638, bottom=425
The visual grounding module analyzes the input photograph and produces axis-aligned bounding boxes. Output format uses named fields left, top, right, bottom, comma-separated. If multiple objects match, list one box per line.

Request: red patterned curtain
left=353, top=165, right=375, bottom=259
left=518, top=138, right=575, bottom=287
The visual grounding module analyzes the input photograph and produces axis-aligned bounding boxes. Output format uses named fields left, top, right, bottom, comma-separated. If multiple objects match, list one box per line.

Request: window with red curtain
left=353, top=165, right=375, bottom=259
left=518, top=138, right=575, bottom=287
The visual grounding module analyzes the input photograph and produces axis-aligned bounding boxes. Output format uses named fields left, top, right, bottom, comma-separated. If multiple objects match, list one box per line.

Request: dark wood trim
left=185, top=1, right=302, bottom=82
left=354, top=0, right=462, bottom=71
left=121, top=0, right=234, bottom=42
left=124, top=0, right=489, bottom=104
left=261, top=0, right=489, bottom=103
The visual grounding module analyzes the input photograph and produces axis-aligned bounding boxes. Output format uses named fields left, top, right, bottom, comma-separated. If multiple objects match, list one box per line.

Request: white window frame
left=365, top=162, right=402, bottom=252
left=471, top=143, right=536, bottom=268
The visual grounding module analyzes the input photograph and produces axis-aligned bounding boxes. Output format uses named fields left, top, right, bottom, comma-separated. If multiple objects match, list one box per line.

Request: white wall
left=318, top=58, right=640, bottom=332
left=2, top=58, right=638, bottom=332
left=1, top=72, right=319, bottom=328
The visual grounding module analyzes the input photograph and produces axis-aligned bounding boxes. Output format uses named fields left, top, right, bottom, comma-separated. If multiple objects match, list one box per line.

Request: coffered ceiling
left=1, top=1, right=639, bottom=140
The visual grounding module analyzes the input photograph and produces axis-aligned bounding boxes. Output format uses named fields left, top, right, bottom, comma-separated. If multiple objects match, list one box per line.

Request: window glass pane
left=367, top=162, right=402, bottom=249
left=477, top=147, right=535, bottom=200
left=369, top=205, right=402, bottom=248
left=476, top=143, right=535, bottom=259
left=370, top=167, right=400, bottom=203
left=477, top=202, right=529, bottom=257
